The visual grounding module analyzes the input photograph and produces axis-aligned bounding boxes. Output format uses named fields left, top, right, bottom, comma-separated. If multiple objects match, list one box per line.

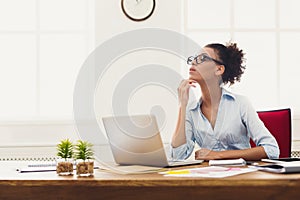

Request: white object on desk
left=209, top=158, right=246, bottom=166
left=16, top=161, right=100, bottom=173
left=27, top=161, right=56, bottom=167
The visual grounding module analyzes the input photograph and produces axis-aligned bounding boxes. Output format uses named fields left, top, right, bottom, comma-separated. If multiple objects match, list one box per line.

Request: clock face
left=121, top=0, right=155, bottom=21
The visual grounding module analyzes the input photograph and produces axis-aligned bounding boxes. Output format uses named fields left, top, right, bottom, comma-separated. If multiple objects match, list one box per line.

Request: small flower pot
left=76, top=159, right=94, bottom=176
left=56, top=158, right=74, bottom=175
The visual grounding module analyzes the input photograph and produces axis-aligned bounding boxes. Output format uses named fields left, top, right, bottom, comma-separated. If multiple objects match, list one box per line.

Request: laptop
left=102, top=115, right=203, bottom=167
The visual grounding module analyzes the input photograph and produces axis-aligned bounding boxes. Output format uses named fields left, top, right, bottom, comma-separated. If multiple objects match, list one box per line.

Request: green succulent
left=56, top=139, right=73, bottom=160
left=74, top=140, right=94, bottom=161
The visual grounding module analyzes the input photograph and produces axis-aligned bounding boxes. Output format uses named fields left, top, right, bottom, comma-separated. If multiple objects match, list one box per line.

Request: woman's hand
left=177, top=79, right=196, bottom=107
left=195, top=148, right=221, bottom=160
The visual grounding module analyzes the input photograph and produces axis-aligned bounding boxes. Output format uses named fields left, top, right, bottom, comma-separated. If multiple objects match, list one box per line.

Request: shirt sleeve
left=170, top=109, right=195, bottom=160
left=241, top=97, right=280, bottom=159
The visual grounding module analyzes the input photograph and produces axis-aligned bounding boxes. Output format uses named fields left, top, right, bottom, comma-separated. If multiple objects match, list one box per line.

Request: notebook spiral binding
left=0, top=146, right=57, bottom=161
left=0, top=157, right=56, bottom=161
left=291, top=151, right=300, bottom=158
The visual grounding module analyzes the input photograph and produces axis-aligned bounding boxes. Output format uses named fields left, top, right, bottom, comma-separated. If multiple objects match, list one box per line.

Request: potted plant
left=74, top=140, right=94, bottom=176
left=56, top=139, right=74, bottom=175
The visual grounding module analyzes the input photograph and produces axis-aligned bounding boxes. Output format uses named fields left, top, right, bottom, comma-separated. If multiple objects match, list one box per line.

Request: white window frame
left=183, top=0, right=300, bottom=141
left=0, top=0, right=95, bottom=148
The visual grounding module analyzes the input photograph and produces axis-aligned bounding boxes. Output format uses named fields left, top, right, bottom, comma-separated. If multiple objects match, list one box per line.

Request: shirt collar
left=188, top=87, right=236, bottom=110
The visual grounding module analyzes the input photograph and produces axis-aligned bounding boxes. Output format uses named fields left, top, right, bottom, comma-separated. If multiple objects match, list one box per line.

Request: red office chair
left=250, top=108, right=291, bottom=158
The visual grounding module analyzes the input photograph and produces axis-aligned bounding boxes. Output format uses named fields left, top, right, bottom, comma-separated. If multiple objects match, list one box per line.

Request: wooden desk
left=1, top=162, right=300, bottom=200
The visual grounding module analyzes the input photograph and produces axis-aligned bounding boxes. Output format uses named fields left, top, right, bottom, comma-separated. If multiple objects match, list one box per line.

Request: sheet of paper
left=100, top=163, right=163, bottom=174
left=160, top=166, right=257, bottom=178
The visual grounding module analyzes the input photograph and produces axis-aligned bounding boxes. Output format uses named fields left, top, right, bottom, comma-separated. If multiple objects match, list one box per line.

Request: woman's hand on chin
left=177, top=79, right=197, bottom=107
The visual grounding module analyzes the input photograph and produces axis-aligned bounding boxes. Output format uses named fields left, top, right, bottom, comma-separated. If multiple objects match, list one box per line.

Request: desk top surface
left=2, top=162, right=300, bottom=200
left=1, top=161, right=300, bottom=187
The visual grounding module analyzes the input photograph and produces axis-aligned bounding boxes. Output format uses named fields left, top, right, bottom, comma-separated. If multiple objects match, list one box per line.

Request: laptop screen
left=102, top=115, right=169, bottom=167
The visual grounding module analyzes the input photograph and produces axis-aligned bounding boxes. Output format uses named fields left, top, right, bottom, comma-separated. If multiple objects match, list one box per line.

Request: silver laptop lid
left=102, top=115, right=169, bottom=167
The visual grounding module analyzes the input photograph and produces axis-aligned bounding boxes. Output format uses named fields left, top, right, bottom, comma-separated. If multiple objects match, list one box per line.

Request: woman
left=171, top=42, right=279, bottom=161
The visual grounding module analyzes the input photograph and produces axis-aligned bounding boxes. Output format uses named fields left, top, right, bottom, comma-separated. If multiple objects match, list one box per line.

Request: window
left=185, top=0, right=300, bottom=115
left=0, top=0, right=94, bottom=121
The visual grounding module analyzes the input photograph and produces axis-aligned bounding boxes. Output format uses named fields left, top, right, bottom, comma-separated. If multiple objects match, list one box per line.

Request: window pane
left=0, top=35, right=36, bottom=118
left=187, top=0, right=231, bottom=29
left=280, top=33, right=300, bottom=114
left=231, top=33, right=277, bottom=110
left=0, top=0, right=36, bottom=31
left=39, top=34, right=86, bottom=117
left=234, top=0, right=276, bottom=29
left=39, top=0, right=86, bottom=30
left=280, top=0, right=300, bottom=28
left=187, top=32, right=232, bottom=47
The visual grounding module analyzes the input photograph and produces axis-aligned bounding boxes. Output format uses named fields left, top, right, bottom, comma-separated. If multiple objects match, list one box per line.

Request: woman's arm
left=171, top=106, right=187, bottom=148
left=195, top=146, right=267, bottom=161
left=170, top=80, right=198, bottom=160
left=171, top=79, right=196, bottom=148
left=242, top=97, right=279, bottom=159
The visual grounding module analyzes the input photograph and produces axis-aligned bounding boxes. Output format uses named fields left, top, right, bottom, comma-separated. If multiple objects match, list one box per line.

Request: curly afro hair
left=205, top=42, right=246, bottom=85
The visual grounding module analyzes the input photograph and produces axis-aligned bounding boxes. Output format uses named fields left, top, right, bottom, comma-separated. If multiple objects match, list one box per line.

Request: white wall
left=95, top=0, right=182, bottom=45
left=94, top=0, right=184, bottom=144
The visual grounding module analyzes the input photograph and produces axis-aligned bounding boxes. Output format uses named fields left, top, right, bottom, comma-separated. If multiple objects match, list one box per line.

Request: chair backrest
left=250, top=108, right=291, bottom=158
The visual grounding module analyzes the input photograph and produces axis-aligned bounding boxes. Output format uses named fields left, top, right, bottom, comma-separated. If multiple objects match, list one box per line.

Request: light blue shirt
left=171, top=88, right=279, bottom=160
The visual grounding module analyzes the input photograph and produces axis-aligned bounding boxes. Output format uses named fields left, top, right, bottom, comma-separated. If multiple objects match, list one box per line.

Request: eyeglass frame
left=187, top=54, right=225, bottom=66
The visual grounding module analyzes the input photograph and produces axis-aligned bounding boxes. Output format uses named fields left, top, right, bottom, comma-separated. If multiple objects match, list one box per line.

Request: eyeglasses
left=187, top=54, right=224, bottom=66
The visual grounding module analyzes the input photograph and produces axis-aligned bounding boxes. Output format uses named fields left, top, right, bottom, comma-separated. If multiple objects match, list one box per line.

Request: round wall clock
left=121, top=0, right=156, bottom=22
